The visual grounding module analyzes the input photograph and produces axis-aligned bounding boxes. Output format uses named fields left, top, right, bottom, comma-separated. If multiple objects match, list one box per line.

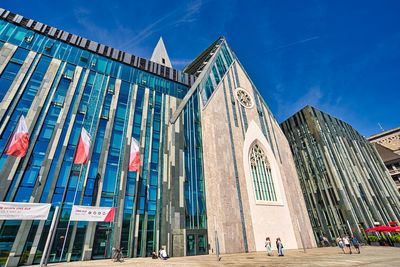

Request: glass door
left=186, top=233, right=208, bottom=256
left=186, top=234, right=196, bottom=256
left=92, top=224, right=112, bottom=259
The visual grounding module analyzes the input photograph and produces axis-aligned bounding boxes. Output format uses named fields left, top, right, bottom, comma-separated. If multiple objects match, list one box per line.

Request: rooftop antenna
left=378, top=123, right=385, bottom=132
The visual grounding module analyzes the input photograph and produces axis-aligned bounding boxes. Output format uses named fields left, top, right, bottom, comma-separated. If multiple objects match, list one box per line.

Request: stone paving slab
left=43, top=246, right=400, bottom=267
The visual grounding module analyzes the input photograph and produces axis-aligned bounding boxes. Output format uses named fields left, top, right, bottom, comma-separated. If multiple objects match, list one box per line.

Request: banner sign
left=70, top=205, right=115, bottom=222
left=0, top=202, right=51, bottom=220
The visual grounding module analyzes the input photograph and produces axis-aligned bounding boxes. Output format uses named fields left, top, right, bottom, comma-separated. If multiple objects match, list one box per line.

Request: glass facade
left=281, top=106, right=400, bottom=243
left=198, top=42, right=234, bottom=106
left=183, top=92, right=206, bottom=229
left=0, top=14, right=207, bottom=266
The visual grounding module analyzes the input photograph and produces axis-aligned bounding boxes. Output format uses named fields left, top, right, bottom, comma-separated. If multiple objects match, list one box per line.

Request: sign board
left=0, top=202, right=51, bottom=220
left=70, top=205, right=115, bottom=222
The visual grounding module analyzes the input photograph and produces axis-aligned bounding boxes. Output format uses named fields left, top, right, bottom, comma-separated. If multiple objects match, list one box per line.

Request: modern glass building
left=281, top=106, right=400, bottom=243
left=0, top=8, right=315, bottom=266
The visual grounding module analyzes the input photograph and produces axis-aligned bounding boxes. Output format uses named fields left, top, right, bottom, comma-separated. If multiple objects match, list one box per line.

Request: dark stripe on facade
left=267, top=111, right=282, bottom=163
left=226, top=72, right=238, bottom=127
left=232, top=63, right=248, bottom=131
left=222, top=82, right=249, bottom=252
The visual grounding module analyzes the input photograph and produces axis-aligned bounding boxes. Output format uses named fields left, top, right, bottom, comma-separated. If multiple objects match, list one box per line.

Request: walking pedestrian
left=276, top=237, right=284, bottom=256
left=351, top=236, right=360, bottom=254
left=336, top=237, right=345, bottom=253
left=343, top=236, right=352, bottom=254
left=265, top=237, right=272, bottom=256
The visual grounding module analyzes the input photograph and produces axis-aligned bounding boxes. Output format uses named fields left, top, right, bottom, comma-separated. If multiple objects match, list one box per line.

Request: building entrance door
left=92, top=224, right=112, bottom=259
left=186, top=230, right=207, bottom=256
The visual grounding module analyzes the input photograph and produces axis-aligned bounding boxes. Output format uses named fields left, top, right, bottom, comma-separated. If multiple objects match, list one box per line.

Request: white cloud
left=277, top=86, right=323, bottom=119
left=72, top=7, right=146, bottom=54
left=107, top=0, right=203, bottom=54
left=171, top=58, right=193, bottom=69
left=72, top=0, right=204, bottom=57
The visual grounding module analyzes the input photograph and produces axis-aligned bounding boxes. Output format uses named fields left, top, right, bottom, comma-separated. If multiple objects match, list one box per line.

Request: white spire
left=150, top=37, right=172, bottom=68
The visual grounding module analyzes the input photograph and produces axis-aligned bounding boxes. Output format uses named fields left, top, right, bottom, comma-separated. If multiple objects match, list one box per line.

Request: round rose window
left=235, top=87, right=254, bottom=108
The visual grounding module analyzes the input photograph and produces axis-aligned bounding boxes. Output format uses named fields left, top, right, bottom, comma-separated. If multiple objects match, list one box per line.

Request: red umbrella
left=365, top=226, right=398, bottom=232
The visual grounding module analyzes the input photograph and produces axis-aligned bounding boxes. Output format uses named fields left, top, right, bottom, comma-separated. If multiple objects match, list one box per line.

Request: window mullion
left=254, top=149, right=264, bottom=201
left=259, top=159, right=269, bottom=201
left=251, top=165, right=260, bottom=200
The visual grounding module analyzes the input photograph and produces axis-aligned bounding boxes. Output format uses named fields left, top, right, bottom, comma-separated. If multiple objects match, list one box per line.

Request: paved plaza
left=44, top=246, right=400, bottom=267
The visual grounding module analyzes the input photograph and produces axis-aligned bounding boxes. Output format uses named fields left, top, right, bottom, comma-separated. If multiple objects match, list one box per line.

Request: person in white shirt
left=336, top=237, right=345, bottom=253
left=343, top=236, right=352, bottom=254
left=159, top=247, right=168, bottom=260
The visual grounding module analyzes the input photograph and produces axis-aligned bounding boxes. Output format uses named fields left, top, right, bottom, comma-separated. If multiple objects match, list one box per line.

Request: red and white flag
left=128, top=137, right=140, bottom=172
left=4, top=115, right=29, bottom=157
left=73, top=127, right=91, bottom=164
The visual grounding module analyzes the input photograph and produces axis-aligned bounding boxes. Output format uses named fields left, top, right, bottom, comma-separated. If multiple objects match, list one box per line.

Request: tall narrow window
left=250, top=144, right=277, bottom=202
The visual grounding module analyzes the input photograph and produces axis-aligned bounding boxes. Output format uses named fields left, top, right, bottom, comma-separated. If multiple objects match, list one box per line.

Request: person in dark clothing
left=152, top=251, right=158, bottom=259
left=276, top=238, right=284, bottom=256
left=351, top=236, right=361, bottom=254
left=56, top=236, right=65, bottom=258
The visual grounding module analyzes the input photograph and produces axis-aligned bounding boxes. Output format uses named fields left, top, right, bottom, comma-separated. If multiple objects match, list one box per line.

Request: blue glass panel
left=9, top=27, right=27, bottom=43
left=11, top=47, right=29, bottom=63
left=100, top=197, right=113, bottom=207
left=14, top=187, right=32, bottom=202
left=0, top=73, right=14, bottom=102
left=1, top=62, right=20, bottom=80
left=148, top=201, right=156, bottom=212
left=96, top=57, right=108, bottom=73
left=212, top=65, right=221, bottom=85
left=124, top=196, right=134, bottom=210
left=103, top=165, right=117, bottom=193
left=101, top=81, right=130, bottom=199
left=149, top=187, right=157, bottom=201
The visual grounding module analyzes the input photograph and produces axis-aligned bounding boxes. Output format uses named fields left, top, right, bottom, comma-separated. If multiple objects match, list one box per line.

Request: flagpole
left=59, top=164, right=84, bottom=261
left=59, top=107, right=96, bottom=261
left=132, top=171, right=141, bottom=256
left=58, top=74, right=102, bottom=261
left=58, top=139, right=81, bottom=262
left=59, top=127, right=90, bottom=261
left=40, top=206, right=60, bottom=267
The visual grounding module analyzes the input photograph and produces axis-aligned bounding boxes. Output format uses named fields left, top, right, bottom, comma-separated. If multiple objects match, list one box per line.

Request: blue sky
left=3, top=0, right=399, bottom=136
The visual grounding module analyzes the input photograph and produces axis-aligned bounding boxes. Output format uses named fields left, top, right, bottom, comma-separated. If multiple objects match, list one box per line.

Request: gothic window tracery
left=250, top=144, right=277, bottom=202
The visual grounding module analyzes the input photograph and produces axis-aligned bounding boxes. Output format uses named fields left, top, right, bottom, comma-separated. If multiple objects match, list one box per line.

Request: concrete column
left=0, top=50, right=37, bottom=133
left=159, top=95, right=170, bottom=252
left=132, top=87, right=149, bottom=257
left=112, top=83, right=137, bottom=250
left=0, top=42, right=17, bottom=75
left=154, top=93, right=166, bottom=254
left=82, top=79, right=121, bottom=260
left=66, top=75, right=110, bottom=262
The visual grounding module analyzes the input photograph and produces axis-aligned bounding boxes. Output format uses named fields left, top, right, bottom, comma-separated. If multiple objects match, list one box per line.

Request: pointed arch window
left=250, top=144, right=277, bottom=202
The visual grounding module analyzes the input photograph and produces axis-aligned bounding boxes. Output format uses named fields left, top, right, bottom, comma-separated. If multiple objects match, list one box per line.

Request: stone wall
left=201, top=60, right=316, bottom=254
